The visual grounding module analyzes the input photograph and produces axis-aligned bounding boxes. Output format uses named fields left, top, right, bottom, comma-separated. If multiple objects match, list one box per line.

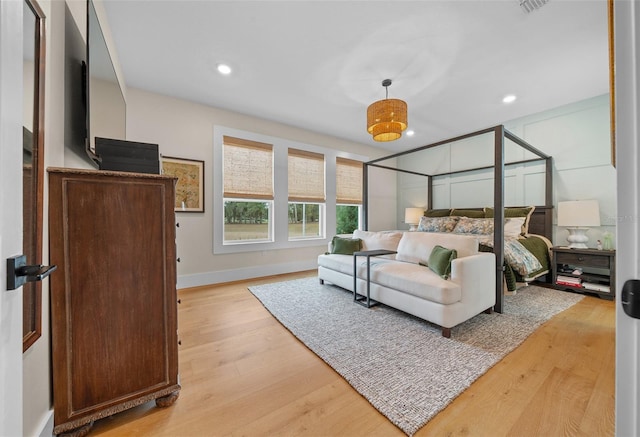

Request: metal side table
left=352, top=249, right=397, bottom=308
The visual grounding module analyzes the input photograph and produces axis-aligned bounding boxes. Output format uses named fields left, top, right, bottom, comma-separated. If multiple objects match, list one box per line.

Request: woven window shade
left=223, top=136, right=274, bottom=200
left=336, top=157, right=363, bottom=204
left=288, top=148, right=325, bottom=202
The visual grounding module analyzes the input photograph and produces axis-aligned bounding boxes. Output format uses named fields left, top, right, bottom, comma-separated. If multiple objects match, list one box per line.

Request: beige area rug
left=248, top=277, right=583, bottom=436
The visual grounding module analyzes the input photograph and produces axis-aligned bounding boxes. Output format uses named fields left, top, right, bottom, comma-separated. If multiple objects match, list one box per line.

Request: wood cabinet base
left=53, top=387, right=180, bottom=435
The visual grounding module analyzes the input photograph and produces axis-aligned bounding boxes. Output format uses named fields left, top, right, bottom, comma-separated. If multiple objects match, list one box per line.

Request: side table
left=551, top=246, right=616, bottom=299
left=353, top=249, right=397, bottom=307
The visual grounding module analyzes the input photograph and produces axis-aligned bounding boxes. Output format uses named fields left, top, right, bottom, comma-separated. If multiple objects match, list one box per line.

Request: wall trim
left=36, top=409, right=53, bottom=437
left=177, top=259, right=318, bottom=289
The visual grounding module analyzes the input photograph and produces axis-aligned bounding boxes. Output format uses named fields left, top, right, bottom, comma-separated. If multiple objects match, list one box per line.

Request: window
left=223, top=136, right=273, bottom=244
left=336, top=157, right=363, bottom=234
left=213, top=126, right=369, bottom=255
left=288, top=148, right=325, bottom=240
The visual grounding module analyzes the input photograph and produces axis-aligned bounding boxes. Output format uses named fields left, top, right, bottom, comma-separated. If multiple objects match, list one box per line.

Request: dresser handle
left=578, top=256, right=585, bottom=261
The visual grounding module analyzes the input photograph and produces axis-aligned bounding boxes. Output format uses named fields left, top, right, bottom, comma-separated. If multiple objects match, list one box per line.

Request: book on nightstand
left=556, top=275, right=582, bottom=287
left=582, top=282, right=611, bottom=293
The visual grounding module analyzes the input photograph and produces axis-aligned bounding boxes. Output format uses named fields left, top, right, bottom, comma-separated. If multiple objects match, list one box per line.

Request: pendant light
left=366, top=79, right=408, bottom=142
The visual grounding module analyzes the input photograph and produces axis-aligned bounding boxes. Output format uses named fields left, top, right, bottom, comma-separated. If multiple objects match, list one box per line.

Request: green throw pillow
left=424, top=208, right=451, bottom=217
left=450, top=208, right=485, bottom=218
left=427, top=245, right=457, bottom=279
left=330, top=236, right=362, bottom=255
left=484, top=206, right=534, bottom=218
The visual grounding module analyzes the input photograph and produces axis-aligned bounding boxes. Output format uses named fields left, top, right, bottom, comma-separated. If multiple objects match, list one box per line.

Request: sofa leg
left=484, top=307, right=493, bottom=314
left=319, top=278, right=324, bottom=285
left=442, top=327, right=451, bottom=338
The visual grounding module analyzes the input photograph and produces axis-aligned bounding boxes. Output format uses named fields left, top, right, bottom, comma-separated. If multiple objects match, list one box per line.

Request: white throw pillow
left=352, top=230, right=403, bottom=251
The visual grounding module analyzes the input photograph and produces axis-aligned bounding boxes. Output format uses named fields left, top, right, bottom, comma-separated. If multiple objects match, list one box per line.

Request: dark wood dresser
left=48, top=168, right=180, bottom=435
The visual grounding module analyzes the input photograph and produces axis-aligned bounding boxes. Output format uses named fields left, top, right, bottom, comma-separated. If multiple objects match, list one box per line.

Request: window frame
left=213, top=126, right=367, bottom=254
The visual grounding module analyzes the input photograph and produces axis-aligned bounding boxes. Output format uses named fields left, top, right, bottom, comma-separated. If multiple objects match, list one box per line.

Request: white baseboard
left=177, top=259, right=317, bottom=289
left=36, top=409, right=53, bottom=437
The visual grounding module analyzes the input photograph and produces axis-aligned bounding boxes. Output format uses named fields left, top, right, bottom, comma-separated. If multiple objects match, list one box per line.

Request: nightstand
left=551, top=247, right=615, bottom=299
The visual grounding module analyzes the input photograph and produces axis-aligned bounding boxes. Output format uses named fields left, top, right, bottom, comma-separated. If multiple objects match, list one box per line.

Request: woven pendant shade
left=366, top=80, right=408, bottom=142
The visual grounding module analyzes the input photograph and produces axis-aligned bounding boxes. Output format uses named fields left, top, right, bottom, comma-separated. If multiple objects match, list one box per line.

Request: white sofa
left=317, top=230, right=496, bottom=337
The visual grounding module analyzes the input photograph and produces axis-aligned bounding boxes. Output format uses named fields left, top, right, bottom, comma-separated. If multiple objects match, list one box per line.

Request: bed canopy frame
left=362, top=125, right=553, bottom=313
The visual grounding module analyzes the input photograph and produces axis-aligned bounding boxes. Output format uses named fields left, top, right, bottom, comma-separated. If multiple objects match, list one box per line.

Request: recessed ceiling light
left=502, top=94, right=517, bottom=104
left=406, top=130, right=415, bottom=137
left=217, top=64, right=232, bottom=75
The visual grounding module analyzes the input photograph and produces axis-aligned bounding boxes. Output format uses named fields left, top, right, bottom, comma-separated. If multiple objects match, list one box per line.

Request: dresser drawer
left=555, top=251, right=611, bottom=268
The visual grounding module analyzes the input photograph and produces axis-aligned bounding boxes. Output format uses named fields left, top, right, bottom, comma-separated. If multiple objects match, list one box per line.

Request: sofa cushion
left=353, top=230, right=403, bottom=252
left=426, top=245, right=457, bottom=279
left=330, top=236, right=362, bottom=255
left=368, top=261, right=462, bottom=305
left=317, top=254, right=355, bottom=276
left=396, top=232, right=479, bottom=265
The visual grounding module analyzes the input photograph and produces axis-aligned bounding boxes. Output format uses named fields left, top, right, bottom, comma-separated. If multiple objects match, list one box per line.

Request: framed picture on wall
left=161, top=156, right=205, bottom=212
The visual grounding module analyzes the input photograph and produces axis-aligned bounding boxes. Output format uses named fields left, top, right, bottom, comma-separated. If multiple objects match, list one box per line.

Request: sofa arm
left=450, top=253, right=496, bottom=301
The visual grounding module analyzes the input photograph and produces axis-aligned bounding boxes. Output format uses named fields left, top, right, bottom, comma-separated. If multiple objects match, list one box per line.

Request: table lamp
left=557, top=200, right=600, bottom=249
left=404, top=207, right=424, bottom=231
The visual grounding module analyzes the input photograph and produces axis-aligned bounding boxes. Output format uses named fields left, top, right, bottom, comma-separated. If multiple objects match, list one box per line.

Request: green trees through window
left=336, top=205, right=359, bottom=234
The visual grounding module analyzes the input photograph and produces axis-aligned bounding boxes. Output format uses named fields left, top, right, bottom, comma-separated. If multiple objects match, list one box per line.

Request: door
left=614, top=1, right=640, bottom=435
left=0, top=0, right=26, bottom=435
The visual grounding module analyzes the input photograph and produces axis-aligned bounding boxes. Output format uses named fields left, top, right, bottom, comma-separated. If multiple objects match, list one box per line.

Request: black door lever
left=621, top=279, right=640, bottom=319
left=6, top=255, right=57, bottom=291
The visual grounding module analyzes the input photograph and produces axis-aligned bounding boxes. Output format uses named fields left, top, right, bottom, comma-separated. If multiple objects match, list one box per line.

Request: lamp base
left=408, top=224, right=418, bottom=232
left=566, top=228, right=590, bottom=249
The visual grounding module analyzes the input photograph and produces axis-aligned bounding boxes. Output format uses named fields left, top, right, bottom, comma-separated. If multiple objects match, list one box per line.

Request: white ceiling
left=102, top=0, right=610, bottom=152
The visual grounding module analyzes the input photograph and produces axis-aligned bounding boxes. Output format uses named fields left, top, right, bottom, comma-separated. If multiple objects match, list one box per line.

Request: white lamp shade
left=557, top=200, right=601, bottom=227
left=404, top=207, right=424, bottom=225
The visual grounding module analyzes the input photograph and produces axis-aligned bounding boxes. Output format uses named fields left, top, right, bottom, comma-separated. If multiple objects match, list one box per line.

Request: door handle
left=6, top=254, right=57, bottom=291
left=621, top=279, right=640, bottom=319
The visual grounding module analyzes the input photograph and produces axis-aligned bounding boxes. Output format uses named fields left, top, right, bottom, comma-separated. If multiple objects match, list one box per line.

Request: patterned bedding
left=479, top=235, right=551, bottom=291
left=417, top=212, right=552, bottom=292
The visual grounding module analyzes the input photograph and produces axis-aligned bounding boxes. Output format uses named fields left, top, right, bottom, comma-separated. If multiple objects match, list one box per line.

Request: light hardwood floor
left=91, top=271, right=615, bottom=436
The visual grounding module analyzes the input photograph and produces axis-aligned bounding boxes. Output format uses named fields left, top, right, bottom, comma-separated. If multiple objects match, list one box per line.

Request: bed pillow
left=484, top=206, right=535, bottom=235
left=330, top=236, right=362, bottom=255
left=426, top=245, right=457, bottom=279
left=450, top=208, right=485, bottom=218
left=417, top=216, right=459, bottom=233
left=453, top=217, right=494, bottom=235
left=504, top=217, right=526, bottom=238
left=424, top=208, right=451, bottom=217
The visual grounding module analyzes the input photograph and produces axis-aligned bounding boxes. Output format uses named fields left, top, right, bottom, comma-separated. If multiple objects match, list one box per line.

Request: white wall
left=507, top=94, right=615, bottom=246
left=395, top=94, right=615, bottom=248
left=125, top=88, right=394, bottom=288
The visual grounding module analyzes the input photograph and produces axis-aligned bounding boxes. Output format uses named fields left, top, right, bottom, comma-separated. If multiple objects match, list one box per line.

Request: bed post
left=363, top=163, right=369, bottom=231
left=494, top=126, right=505, bottom=313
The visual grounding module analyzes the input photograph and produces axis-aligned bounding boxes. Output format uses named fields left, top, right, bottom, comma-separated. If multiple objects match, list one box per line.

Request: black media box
left=95, top=137, right=159, bottom=174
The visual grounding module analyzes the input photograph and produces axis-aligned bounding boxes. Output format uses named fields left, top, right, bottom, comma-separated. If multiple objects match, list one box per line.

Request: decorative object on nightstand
left=557, top=200, right=601, bottom=249
left=404, top=207, right=424, bottom=231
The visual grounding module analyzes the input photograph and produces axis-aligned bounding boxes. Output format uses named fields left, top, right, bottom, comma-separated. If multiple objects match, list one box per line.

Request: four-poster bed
left=362, top=125, right=553, bottom=313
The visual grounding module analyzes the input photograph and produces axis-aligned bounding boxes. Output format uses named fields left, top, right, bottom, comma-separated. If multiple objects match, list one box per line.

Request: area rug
left=248, top=277, right=583, bottom=436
